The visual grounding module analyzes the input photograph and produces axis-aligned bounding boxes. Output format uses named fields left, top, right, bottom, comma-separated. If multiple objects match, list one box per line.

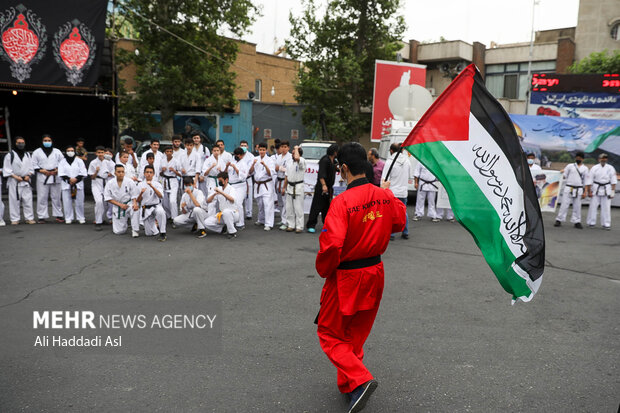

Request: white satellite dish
left=388, top=71, right=433, bottom=121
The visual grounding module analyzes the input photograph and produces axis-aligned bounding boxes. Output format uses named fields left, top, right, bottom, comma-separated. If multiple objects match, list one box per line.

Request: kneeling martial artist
left=204, top=171, right=239, bottom=238
left=133, top=165, right=167, bottom=241
left=315, top=142, right=406, bottom=413
left=173, top=176, right=210, bottom=238
left=104, top=164, right=140, bottom=237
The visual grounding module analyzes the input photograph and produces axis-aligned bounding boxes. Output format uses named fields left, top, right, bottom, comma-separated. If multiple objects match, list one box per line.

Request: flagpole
left=383, top=148, right=402, bottom=181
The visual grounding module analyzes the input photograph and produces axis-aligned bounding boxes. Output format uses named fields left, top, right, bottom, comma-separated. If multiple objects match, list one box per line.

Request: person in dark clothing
left=306, top=144, right=338, bottom=233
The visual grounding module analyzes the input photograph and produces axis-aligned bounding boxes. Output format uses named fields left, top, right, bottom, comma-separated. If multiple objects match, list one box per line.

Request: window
left=486, top=64, right=504, bottom=74
left=503, top=74, right=518, bottom=99
left=611, top=22, right=620, bottom=41
left=255, top=79, right=262, bottom=101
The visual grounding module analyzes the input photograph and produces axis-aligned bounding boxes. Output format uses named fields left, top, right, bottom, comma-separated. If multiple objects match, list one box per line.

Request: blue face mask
left=527, top=159, right=534, bottom=165
left=43, top=141, right=52, bottom=148
left=242, top=147, right=248, bottom=153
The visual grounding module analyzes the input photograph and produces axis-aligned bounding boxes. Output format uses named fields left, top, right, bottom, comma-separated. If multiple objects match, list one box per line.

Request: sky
left=243, top=0, right=581, bottom=54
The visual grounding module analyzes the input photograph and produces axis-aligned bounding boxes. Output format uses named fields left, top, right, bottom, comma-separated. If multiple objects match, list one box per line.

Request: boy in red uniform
left=315, top=142, right=407, bottom=413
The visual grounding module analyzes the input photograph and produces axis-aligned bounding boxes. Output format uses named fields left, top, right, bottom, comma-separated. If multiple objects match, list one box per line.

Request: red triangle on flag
left=402, top=64, right=476, bottom=146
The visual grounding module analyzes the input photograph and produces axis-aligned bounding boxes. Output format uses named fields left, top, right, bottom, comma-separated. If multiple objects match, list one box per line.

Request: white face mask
left=66, top=151, right=75, bottom=157
left=527, top=159, right=534, bottom=165
left=104, top=154, right=112, bottom=160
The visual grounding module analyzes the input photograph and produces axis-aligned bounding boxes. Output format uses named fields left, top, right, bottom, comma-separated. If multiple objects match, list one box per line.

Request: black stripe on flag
left=469, top=70, right=545, bottom=281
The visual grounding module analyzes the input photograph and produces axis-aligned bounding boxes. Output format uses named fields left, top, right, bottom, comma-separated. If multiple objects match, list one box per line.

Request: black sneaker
left=574, top=223, right=583, bottom=229
left=196, top=229, right=207, bottom=238
left=95, top=224, right=103, bottom=231
left=401, top=233, right=409, bottom=239
left=227, top=233, right=237, bottom=239
left=158, top=233, right=167, bottom=242
left=191, top=223, right=197, bottom=233
left=553, top=220, right=561, bottom=227
left=348, top=380, right=378, bottom=413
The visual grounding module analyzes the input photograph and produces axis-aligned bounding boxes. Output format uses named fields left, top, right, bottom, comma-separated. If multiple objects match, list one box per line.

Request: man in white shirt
left=139, top=138, right=165, bottom=174
left=173, top=176, right=210, bottom=238
left=275, top=141, right=292, bottom=229
left=133, top=165, right=167, bottom=241
left=160, top=146, right=182, bottom=220
left=193, top=133, right=210, bottom=162
left=32, top=134, right=64, bottom=223
left=527, top=152, right=542, bottom=176
left=215, top=139, right=234, bottom=164
left=413, top=162, right=440, bottom=221
left=104, top=164, right=140, bottom=237
left=171, top=135, right=186, bottom=159
left=240, top=140, right=255, bottom=221
left=554, top=151, right=589, bottom=229
left=3, top=136, right=35, bottom=224
left=250, top=142, right=276, bottom=230
left=586, top=153, right=617, bottom=230
left=204, top=171, right=239, bottom=238
left=382, top=143, right=411, bottom=239
left=228, top=147, right=249, bottom=229
left=88, top=146, right=115, bottom=230
left=282, top=145, right=306, bottom=233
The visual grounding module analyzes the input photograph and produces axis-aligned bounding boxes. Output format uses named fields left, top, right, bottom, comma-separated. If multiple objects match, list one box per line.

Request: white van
left=377, top=120, right=420, bottom=200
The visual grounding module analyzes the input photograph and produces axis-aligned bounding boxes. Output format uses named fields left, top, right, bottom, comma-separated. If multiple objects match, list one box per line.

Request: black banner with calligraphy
left=0, top=0, right=107, bottom=88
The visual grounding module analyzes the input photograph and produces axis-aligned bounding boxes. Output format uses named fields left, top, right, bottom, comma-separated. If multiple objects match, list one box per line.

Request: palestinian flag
left=402, top=64, right=545, bottom=303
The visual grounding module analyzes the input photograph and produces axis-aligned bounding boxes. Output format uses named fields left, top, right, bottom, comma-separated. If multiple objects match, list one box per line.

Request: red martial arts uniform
left=316, top=177, right=407, bottom=393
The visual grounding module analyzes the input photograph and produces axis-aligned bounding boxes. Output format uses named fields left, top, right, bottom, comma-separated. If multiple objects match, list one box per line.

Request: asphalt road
left=0, top=201, right=618, bottom=412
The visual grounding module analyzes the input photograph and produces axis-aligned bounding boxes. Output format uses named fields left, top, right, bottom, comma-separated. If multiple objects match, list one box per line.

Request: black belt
left=420, top=178, right=438, bottom=189
left=141, top=203, right=159, bottom=218
left=230, top=181, right=245, bottom=185
left=593, top=181, right=610, bottom=186
left=287, top=180, right=304, bottom=197
left=162, top=175, right=175, bottom=190
left=337, top=255, right=381, bottom=270
left=567, top=185, right=582, bottom=188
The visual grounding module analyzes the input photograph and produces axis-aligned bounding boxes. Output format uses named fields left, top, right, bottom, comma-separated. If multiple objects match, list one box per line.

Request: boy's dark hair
left=146, top=153, right=154, bottom=159
left=115, top=164, right=125, bottom=170
left=191, top=131, right=202, bottom=140
left=233, top=147, right=244, bottom=156
left=76, top=137, right=85, bottom=143
left=338, top=142, right=368, bottom=176
left=163, top=145, right=173, bottom=152
left=123, top=137, right=133, bottom=145
left=150, top=138, right=160, bottom=144
left=240, top=140, right=248, bottom=145
left=216, top=139, right=224, bottom=145
left=42, top=134, right=51, bottom=140
left=327, top=143, right=339, bottom=157
left=575, top=151, right=585, bottom=158
left=258, top=142, right=268, bottom=149
left=183, top=176, right=194, bottom=186
left=118, top=150, right=129, bottom=157
left=105, top=147, right=113, bottom=153
left=172, top=134, right=182, bottom=141
left=144, top=165, right=155, bottom=172
left=217, top=171, right=229, bottom=180
left=296, top=147, right=303, bottom=156
left=280, top=140, right=290, bottom=147
left=389, top=143, right=401, bottom=153
left=184, top=138, right=193, bottom=145
left=95, top=146, right=105, bottom=152
left=65, top=145, right=74, bottom=151
left=14, top=136, right=24, bottom=143
left=275, top=142, right=281, bottom=150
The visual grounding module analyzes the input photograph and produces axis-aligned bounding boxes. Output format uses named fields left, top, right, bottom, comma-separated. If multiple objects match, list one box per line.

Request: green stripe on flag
left=585, top=126, right=620, bottom=153
left=405, top=141, right=532, bottom=300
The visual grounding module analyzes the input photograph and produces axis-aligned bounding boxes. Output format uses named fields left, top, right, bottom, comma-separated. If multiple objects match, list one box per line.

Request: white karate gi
left=58, top=157, right=87, bottom=223
left=160, top=156, right=181, bottom=219
left=173, top=188, right=209, bottom=230
left=118, top=161, right=138, bottom=183
left=253, top=154, right=276, bottom=228
left=205, top=184, right=239, bottom=235
left=133, top=180, right=167, bottom=236
left=115, top=151, right=139, bottom=169
left=201, top=155, right=227, bottom=215
left=414, top=163, right=440, bottom=219
left=3, top=150, right=35, bottom=222
left=243, top=151, right=255, bottom=219
left=88, top=158, right=115, bottom=224
left=275, top=152, right=292, bottom=223
left=139, top=149, right=165, bottom=173
left=556, top=162, right=589, bottom=224
left=284, top=157, right=306, bottom=231
left=586, top=163, right=617, bottom=228
left=227, top=157, right=249, bottom=227
left=32, top=147, right=64, bottom=219
left=172, top=147, right=186, bottom=160
left=104, top=177, right=139, bottom=234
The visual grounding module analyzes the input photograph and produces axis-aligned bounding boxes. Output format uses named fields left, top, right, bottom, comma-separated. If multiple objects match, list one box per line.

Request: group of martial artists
left=1, top=133, right=309, bottom=240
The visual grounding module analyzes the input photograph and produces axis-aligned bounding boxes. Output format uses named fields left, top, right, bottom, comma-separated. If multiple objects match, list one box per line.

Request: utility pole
left=525, top=0, right=539, bottom=116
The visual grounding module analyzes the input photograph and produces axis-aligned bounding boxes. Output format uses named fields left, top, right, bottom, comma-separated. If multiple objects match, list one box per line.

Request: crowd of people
left=1, top=134, right=616, bottom=238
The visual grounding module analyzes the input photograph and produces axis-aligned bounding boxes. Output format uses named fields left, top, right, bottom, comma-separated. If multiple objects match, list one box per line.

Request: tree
left=568, top=49, right=620, bottom=74
left=286, top=0, right=406, bottom=141
left=115, top=0, right=257, bottom=138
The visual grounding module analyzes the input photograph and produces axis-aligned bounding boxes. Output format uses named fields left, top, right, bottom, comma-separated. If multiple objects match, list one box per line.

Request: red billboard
left=370, top=60, right=427, bottom=142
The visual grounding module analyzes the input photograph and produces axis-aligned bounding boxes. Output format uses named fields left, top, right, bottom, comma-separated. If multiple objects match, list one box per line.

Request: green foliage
left=115, top=0, right=257, bottom=137
left=286, top=0, right=406, bottom=141
left=557, top=152, right=573, bottom=163
left=568, top=49, right=620, bottom=74
left=583, top=157, right=597, bottom=165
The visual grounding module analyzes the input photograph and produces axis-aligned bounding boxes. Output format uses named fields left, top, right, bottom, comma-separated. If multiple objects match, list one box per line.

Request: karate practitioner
left=173, top=176, right=210, bottom=238
left=160, top=146, right=181, bottom=219
left=115, top=137, right=139, bottom=169
left=282, top=145, right=306, bottom=233
left=58, top=146, right=87, bottom=224
left=240, top=140, right=255, bottom=221
left=554, top=151, right=589, bottom=229
left=315, top=142, right=406, bottom=413
left=138, top=152, right=160, bottom=181
left=193, top=133, right=210, bottom=161
left=586, top=153, right=617, bottom=230
left=250, top=142, right=276, bottom=230
left=275, top=141, right=292, bottom=229
left=381, top=143, right=411, bottom=239
left=139, top=138, right=165, bottom=172
left=2, top=136, right=35, bottom=224
left=215, top=139, right=233, bottom=164
left=88, top=146, right=115, bottom=230
left=32, top=134, right=64, bottom=223
left=204, top=171, right=239, bottom=238
left=201, top=145, right=226, bottom=216
left=104, top=164, right=140, bottom=237
left=413, top=162, right=440, bottom=221
left=133, top=165, right=167, bottom=241
left=171, top=135, right=186, bottom=159
left=118, top=150, right=138, bottom=183
left=227, top=147, right=249, bottom=228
